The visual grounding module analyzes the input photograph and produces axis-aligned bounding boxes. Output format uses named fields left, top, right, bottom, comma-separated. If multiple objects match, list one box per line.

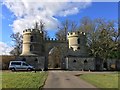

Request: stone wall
left=107, top=59, right=120, bottom=70
left=18, top=56, right=45, bottom=70
left=0, top=55, right=15, bottom=70
left=65, top=57, right=95, bottom=71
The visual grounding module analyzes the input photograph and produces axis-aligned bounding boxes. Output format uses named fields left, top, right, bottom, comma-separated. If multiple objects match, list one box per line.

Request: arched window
left=30, top=36, right=33, bottom=42
left=77, top=47, right=80, bottom=50
left=84, top=60, right=88, bottom=64
left=30, top=45, right=33, bottom=51
left=35, top=58, right=38, bottom=61
left=73, top=60, right=76, bottom=63
left=70, top=47, right=73, bottom=50
left=103, top=62, right=107, bottom=69
left=84, top=60, right=88, bottom=71
left=77, top=38, right=80, bottom=44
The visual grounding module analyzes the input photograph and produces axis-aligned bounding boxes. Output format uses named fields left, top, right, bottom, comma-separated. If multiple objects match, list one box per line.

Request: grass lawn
left=0, top=71, right=1, bottom=89
left=80, top=72, right=119, bottom=89
left=1, top=71, right=48, bottom=89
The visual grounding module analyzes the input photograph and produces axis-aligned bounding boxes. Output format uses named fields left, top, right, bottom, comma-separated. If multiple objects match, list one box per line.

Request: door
left=84, top=60, right=89, bottom=71
left=21, top=62, right=29, bottom=70
left=14, top=62, right=22, bottom=70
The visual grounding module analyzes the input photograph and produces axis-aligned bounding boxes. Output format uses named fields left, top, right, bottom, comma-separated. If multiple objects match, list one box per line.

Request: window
left=30, top=45, right=33, bottom=51
left=84, top=60, right=88, bottom=63
left=35, top=58, right=38, bottom=61
left=103, top=62, right=107, bottom=69
left=30, top=36, right=33, bottom=42
left=23, top=63, right=28, bottom=66
left=11, top=62, right=21, bottom=65
left=73, top=60, right=76, bottom=63
left=77, top=38, right=80, bottom=44
left=77, top=47, right=80, bottom=50
left=70, top=47, right=73, bottom=50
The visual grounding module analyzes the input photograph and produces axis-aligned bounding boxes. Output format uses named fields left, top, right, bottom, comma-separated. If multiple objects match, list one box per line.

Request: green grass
left=0, top=71, right=2, bottom=89
left=80, top=73, right=119, bottom=89
left=2, top=71, right=48, bottom=89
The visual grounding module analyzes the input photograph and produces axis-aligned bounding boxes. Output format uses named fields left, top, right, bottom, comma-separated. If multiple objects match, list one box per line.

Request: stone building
left=20, top=24, right=67, bottom=70
left=19, top=23, right=115, bottom=71
left=65, top=32, right=96, bottom=71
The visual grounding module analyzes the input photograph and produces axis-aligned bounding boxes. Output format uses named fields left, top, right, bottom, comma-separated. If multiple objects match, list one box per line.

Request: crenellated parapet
left=23, top=29, right=32, bottom=33
left=44, top=38, right=66, bottom=42
left=67, top=31, right=87, bottom=52
left=67, top=31, right=85, bottom=38
left=67, top=31, right=88, bottom=57
left=23, top=28, right=43, bottom=34
left=21, top=28, right=44, bottom=56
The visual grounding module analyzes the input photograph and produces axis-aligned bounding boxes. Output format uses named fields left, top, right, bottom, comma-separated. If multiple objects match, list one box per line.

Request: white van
left=9, top=61, right=35, bottom=71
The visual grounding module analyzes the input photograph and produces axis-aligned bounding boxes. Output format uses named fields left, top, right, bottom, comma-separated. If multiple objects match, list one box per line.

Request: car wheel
left=27, top=68, right=32, bottom=71
left=11, top=68, right=15, bottom=72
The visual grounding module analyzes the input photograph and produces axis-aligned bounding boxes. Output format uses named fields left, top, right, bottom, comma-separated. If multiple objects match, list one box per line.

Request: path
left=43, top=71, right=99, bottom=89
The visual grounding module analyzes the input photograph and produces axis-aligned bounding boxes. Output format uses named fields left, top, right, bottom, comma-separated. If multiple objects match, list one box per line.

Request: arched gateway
left=19, top=23, right=100, bottom=71
left=45, top=41, right=67, bottom=70
left=20, top=27, right=68, bottom=70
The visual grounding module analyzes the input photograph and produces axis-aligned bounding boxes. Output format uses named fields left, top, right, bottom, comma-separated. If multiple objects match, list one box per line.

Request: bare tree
left=55, top=20, right=69, bottom=40
left=71, top=21, right=78, bottom=32
left=36, top=20, right=49, bottom=39
left=10, top=32, right=23, bottom=56
left=56, top=20, right=78, bottom=40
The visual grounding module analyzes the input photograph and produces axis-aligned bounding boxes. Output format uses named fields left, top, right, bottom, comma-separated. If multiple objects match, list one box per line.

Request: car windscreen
left=11, top=62, right=21, bottom=65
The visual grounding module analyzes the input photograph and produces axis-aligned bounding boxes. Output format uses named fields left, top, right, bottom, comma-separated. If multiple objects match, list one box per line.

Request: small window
left=84, top=60, right=88, bottom=63
left=30, top=36, right=33, bottom=42
left=11, top=62, right=21, bottom=65
left=73, top=60, right=76, bottom=63
left=23, top=63, right=28, bottom=66
left=35, top=58, right=38, bottom=61
left=77, top=38, right=80, bottom=44
left=70, top=47, right=73, bottom=50
left=30, top=45, right=33, bottom=51
left=103, top=62, right=107, bottom=69
left=77, top=47, right=80, bottom=49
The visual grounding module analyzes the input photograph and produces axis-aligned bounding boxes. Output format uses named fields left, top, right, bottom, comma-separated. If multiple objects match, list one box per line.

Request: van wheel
left=11, top=68, right=15, bottom=72
left=27, top=68, right=32, bottom=71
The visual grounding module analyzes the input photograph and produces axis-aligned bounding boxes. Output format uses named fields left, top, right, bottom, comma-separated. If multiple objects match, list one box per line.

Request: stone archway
left=48, top=47, right=61, bottom=69
left=44, top=41, right=68, bottom=70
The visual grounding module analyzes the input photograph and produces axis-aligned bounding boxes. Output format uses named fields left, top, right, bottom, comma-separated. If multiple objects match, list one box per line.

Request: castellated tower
left=67, top=31, right=88, bottom=56
left=21, top=28, right=44, bottom=56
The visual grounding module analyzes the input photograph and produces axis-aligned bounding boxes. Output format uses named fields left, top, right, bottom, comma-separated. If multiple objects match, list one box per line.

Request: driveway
left=43, top=71, right=99, bottom=89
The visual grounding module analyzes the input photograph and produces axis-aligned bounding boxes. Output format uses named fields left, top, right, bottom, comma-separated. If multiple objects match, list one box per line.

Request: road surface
left=43, top=71, right=99, bottom=89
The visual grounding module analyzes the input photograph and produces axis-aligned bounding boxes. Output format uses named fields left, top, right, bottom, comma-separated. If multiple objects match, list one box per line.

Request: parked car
left=9, top=61, right=35, bottom=71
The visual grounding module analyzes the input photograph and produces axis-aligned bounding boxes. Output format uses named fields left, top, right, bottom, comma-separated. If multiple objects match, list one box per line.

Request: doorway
left=84, top=60, right=89, bottom=71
